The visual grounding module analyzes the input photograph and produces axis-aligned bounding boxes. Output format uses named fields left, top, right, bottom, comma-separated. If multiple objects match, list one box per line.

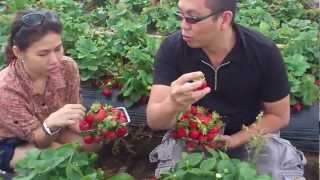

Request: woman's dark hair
left=5, top=10, right=62, bottom=65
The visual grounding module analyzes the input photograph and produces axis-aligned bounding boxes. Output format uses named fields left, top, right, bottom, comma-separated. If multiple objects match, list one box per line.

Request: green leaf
left=199, top=158, right=216, bottom=171
left=66, top=165, right=82, bottom=180
left=182, top=153, right=203, bottom=168
left=107, top=172, right=134, bottom=180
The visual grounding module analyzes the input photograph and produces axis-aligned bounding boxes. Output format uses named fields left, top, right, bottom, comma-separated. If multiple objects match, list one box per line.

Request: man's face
left=178, top=0, right=222, bottom=48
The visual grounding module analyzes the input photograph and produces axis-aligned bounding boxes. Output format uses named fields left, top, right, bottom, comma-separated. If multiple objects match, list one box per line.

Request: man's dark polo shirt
left=153, top=24, right=289, bottom=135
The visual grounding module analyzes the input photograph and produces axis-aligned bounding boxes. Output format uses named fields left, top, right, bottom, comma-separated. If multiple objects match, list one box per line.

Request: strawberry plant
left=14, top=142, right=106, bottom=180
left=171, top=106, right=224, bottom=152
left=79, top=102, right=131, bottom=154
left=160, top=149, right=272, bottom=180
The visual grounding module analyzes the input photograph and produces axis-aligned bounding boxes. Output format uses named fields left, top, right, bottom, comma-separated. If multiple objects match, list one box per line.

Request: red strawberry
left=176, top=128, right=187, bottom=138
left=208, top=125, right=221, bottom=134
left=95, top=108, right=106, bottom=121
left=83, top=135, right=95, bottom=144
left=189, top=121, right=198, bottom=130
left=190, top=106, right=198, bottom=115
left=199, top=115, right=211, bottom=125
left=103, top=131, right=116, bottom=139
left=292, top=102, right=303, bottom=113
left=207, top=132, right=217, bottom=142
left=189, top=130, right=200, bottom=140
left=93, top=136, right=101, bottom=143
left=186, top=141, right=197, bottom=152
left=112, top=81, right=121, bottom=89
left=315, top=80, right=320, bottom=86
left=115, top=127, right=127, bottom=137
left=139, top=96, right=148, bottom=106
left=196, top=81, right=208, bottom=90
left=118, top=115, right=127, bottom=123
left=102, top=87, right=112, bottom=97
left=79, top=120, right=90, bottom=131
left=199, top=134, right=208, bottom=143
left=85, top=113, right=95, bottom=125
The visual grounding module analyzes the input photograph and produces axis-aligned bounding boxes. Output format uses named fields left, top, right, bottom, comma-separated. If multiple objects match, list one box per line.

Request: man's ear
left=12, top=45, right=22, bottom=59
left=219, top=11, right=233, bottom=31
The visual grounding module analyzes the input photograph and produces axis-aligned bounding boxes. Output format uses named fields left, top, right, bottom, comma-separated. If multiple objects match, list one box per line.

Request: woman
left=0, top=10, right=100, bottom=173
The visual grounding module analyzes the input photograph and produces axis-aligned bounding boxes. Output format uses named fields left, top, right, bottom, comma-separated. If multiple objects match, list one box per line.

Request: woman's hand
left=44, top=104, right=86, bottom=130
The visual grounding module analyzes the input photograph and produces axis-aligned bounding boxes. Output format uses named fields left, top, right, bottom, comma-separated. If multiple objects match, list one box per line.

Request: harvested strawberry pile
left=171, top=106, right=224, bottom=152
left=79, top=102, right=130, bottom=144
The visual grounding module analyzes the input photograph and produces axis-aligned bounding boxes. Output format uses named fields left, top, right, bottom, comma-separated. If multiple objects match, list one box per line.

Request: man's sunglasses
left=175, top=11, right=221, bottom=24
left=13, top=12, right=58, bottom=38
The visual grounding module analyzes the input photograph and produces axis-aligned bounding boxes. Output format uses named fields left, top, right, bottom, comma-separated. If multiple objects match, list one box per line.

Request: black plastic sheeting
left=280, top=102, right=319, bottom=153
left=81, top=86, right=319, bottom=152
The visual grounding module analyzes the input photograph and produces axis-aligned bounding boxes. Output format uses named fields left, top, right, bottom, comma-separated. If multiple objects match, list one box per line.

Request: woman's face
left=16, top=32, right=64, bottom=77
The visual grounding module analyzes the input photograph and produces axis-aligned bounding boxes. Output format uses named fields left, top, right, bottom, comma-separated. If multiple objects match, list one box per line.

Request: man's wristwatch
left=42, top=121, right=61, bottom=136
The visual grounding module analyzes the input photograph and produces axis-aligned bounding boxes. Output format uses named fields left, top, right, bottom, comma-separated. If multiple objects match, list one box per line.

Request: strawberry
left=115, top=127, right=127, bottom=137
left=208, top=125, right=221, bottom=134
left=103, top=131, right=116, bottom=139
left=176, top=128, right=187, bottom=138
left=190, top=106, right=198, bottom=115
left=118, top=115, right=127, bottom=123
left=139, top=96, right=149, bottom=106
left=83, top=135, right=95, bottom=144
left=186, top=141, right=197, bottom=152
left=189, top=130, right=200, bottom=140
left=95, top=108, right=106, bottom=121
left=79, top=120, right=90, bottom=131
left=315, top=80, right=320, bottom=86
left=199, top=134, right=208, bottom=143
left=93, top=136, right=101, bottom=143
left=207, top=132, right=217, bottom=142
left=292, top=102, right=303, bottom=113
left=189, top=121, right=198, bottom=130
left=85, top=113, right=95, bottom=125
left=102, top=87, right=112, bottom=97
left=199, top=115, right=211, bottom=125
left=196, top=81, right=208, bottom=90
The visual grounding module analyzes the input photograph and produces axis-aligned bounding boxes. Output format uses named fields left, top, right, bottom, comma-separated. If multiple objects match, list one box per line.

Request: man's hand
left=168, top=71, right=211, bottom=112
left=44, top=104, right=86, bottom=130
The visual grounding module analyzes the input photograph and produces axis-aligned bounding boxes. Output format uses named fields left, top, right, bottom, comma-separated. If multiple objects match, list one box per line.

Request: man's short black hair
left=205, top=0, right=238, bottom=17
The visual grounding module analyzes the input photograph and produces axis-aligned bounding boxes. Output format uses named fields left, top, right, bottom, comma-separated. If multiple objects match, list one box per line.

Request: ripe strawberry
left=85, top=113, right=95, bottom=125
left=208, top=125, right=221, bottom=135
left=186, top=141, right=197, bottom=152
left=199, top=134, right=208, bottom=143
left=103, top=131, right=116, bottom=139
left=118, top=115, right=127, bottom=123
left=196, top=81, right=208, bottom=90
left=95, top=108, right=106, bottom=121
left=199, top=115, right=211, bottom=125
left=79, top=120, right=90, bottom=131
left=139, top=96, right=149, bottom=106
left=102, top=87, right=112, bottom=97
left=189, top=130, right=200, bottom=140
left=93, top=136, right=101, bottom=143
left=176, top=128, right=187, bottom=138
left=315, top=80, right=320, bottom=86
left=83, top=135, right=95, bottom=144
left=207, top=132, right=217, bottom=142
left=115, top=127, right=127, bottom=137
left=292, top=102, right=303, bottom=113
left=189, top=121, right=197, bottom=130
left=190, top=106, right=198, bottom=115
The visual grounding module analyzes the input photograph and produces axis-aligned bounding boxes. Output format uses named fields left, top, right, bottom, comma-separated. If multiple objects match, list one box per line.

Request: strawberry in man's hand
left=194, top=74, right=208, bottom=91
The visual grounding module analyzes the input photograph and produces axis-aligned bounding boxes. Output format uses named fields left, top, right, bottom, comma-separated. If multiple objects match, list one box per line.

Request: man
left=147, top=0, right=306, bottom=179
